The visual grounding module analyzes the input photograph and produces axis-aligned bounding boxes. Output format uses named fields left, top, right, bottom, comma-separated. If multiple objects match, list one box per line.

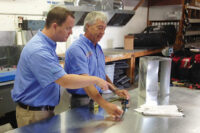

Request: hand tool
left=120, top=99, right=129, bottom=119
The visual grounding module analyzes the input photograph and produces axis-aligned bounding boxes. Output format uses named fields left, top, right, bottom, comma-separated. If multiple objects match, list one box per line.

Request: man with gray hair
left=65, top=11, right=130, bottom=117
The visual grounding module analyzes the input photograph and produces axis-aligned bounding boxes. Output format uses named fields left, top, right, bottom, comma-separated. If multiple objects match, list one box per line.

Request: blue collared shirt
left=11, top=30, right=66, bottom=106
left=64, top=34, right=106, bottom=95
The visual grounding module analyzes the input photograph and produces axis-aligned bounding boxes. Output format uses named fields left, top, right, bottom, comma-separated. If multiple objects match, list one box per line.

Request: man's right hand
left=102, top=102, right=123, bottom=118
left=94, top=77, right=111, bottom=91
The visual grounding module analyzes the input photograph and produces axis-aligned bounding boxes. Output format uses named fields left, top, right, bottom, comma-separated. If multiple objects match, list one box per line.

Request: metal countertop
left=7, top=87, right=200, bottom=133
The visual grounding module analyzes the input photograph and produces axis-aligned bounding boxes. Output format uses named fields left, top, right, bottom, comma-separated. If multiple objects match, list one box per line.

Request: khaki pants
left=16, top=105, right=54, bottom=128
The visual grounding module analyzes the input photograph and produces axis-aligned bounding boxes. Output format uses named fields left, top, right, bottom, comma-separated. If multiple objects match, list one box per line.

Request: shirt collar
left=79, top=34, right=99, bottom=49
left=38, top=30, right=57, bottom=50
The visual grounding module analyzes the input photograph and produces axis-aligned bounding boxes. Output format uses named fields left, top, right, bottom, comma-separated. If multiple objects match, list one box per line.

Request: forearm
left=84, top=85, right=124, bottom=117
left=106, top=75, right=117, bottom=93
left=106, top=75, right=130, bottom=99
left=83, top=85, right=108, bottom=108
left=56, top=74, right=99, bottom=89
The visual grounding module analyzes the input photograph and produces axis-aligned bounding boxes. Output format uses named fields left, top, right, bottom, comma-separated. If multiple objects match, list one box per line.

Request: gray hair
left=83, top=11, right=107, bottom=32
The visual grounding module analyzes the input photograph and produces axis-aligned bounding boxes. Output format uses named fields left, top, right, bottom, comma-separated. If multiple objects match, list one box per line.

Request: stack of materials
left=135, top=104, right=184, bottom=117
left=113, top=60, right=131, bottom=89
left=105, top=60, right=131, bottom=90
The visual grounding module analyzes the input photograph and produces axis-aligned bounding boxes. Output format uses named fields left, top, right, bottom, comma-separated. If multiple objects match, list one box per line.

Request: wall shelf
left=183, top=1, right=200, bottom=49
left=185, top=30, right=200, bottom=36
left=148, top=0, right=200, bottom=50
left=185, top=41, right=200, bottom=48
left=188, top=18, right=200, bottom=23
left=186, top=5, right=200, bottom=10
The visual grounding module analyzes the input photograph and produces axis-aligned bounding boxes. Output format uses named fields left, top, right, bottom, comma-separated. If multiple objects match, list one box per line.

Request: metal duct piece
left=138, top=56, right=172, bottom=105
left=74, top=0, right=123, bottom=10
left=63, top=1, right=135, bottom=26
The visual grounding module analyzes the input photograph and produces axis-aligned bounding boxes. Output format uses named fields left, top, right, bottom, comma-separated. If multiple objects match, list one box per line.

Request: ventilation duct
left=64, top=0, right=135, bottom=26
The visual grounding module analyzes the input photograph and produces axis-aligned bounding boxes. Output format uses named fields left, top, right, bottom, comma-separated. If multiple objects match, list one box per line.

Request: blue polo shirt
left=64, top=34, right=106, bottom=95
left=11, top=30, right=66, bottom=107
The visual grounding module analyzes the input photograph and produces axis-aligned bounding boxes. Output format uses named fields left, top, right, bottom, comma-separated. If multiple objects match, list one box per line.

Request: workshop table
left=7, top=87, right=200, bottom=133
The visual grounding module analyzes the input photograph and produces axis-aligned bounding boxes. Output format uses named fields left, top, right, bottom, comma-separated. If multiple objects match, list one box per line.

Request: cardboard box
left=196, top=0, right=200, bottom=6
left=124, top=35, right=134, bottom=50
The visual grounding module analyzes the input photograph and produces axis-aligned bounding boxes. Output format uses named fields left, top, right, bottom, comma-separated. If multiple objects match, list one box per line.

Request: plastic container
left=104, top=63, right=115, bottom=94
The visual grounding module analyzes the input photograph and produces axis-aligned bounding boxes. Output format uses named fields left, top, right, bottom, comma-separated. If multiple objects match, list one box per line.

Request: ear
left=52, top=23, right=57, bottom=30
left=85, top=24, right=90, bottom=31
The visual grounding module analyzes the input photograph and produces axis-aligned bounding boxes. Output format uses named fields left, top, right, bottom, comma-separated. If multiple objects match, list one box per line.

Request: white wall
left=0, top=0, right=147, bottom=54
left=0, top=0, right=49, bottom=30
left=100, top=6, right=148, bottom=49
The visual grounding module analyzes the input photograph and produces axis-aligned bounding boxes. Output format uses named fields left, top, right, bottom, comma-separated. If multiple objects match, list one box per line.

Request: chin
left=97, top=39, right=101, bottom=42
left=62, top=38, right=68, bottom=42
left=65, top=37, right=69, bottom=41
left=58, top=39, right=66, bottom=42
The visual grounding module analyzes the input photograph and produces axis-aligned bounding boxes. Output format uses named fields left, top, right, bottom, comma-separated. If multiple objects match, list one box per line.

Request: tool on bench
left=107, top=85, right=130, bottom=119
left=120, top=99, right=129, bottom=119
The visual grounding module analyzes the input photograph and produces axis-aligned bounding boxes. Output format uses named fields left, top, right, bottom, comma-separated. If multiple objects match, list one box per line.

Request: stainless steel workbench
left=7, top=87, right=200, bottom=133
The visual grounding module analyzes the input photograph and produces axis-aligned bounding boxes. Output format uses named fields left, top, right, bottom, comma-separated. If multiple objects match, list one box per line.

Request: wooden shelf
left=105, top=53, right=132, bottom=62
left=188, top=18, right=200, bottom=23
left=185, top=30, right=200, bottom=36
left=149, top=20, right=180, bottom=22
left=59, top=48, right=162, bottom=85
left=133, top=48, right=163, bottom=57
left=147, top=1, right=200, bottom=50
left=105, top=48, right=162, bottom=84
left=183, top=2, right=200, bottom=49
left=186, top=5, right=200, bottom=10
left=185, top=41, right=200, bottom=48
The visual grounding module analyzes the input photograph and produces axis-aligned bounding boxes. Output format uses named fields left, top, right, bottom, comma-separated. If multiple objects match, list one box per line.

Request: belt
left=71, top=94, right=89, bottom=98
left=71, top=93, right=102, bottom=98
left=18, top=102, right=55, bottom=111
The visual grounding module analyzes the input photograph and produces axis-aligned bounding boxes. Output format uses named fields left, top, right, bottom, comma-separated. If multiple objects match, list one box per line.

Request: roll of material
left=17, top=31, right=23, bottom=45
left=16, top=30, right=26, bottom=45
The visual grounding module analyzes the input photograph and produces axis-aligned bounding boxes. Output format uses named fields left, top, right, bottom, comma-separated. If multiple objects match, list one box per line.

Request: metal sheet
left=138, top=56, right=171, bottom=105
left=7, top=87, right=200, bottom=133
left=52, top=4, right=135, bottom=26
left=149, top=5, right=182, bottom=21
left=0, top=31, right=16, bottom=46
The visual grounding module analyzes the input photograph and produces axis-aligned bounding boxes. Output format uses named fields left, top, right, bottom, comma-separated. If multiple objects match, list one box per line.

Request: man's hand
left=103, top=102, right=123, bottom=118
left=115, top=89, right=130, bottom=100
left=108, top=83, right=130, bottom=100
left=94, top=77, right=111, bottom=91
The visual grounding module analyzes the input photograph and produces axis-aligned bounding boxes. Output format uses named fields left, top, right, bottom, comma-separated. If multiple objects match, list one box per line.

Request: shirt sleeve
left=65, top=46, right=89, bottom=75
left=28, top=50, right=66, bottom=88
